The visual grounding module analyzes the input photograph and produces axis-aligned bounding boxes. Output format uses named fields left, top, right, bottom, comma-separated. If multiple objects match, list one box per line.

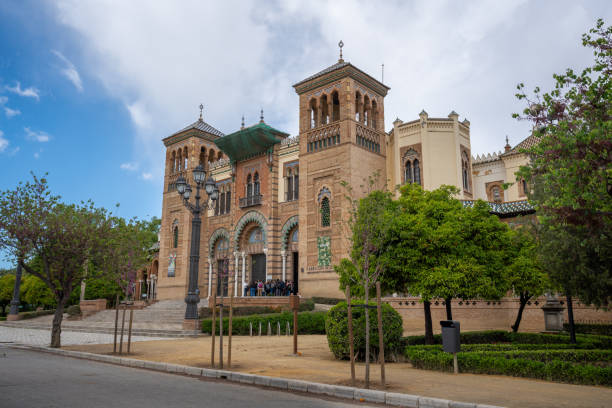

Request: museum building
left=155, top=53, right=535, bottom=302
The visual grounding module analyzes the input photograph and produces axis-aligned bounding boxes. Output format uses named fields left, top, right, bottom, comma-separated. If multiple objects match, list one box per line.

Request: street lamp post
left=175, top=164, right=219, bottom=329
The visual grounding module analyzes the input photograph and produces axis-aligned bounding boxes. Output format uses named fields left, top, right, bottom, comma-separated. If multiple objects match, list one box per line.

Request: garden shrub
left=311, top=297, right=343, bottom=305
left=298, top=298, right=316, bottom=311
left=202, top=311, right=326, bottom=335
left=325, top=300, right=403, bottom=362
left=66, top=305, right=81, bottom=316
left=19, top=309, right=55, bottom=320
left=564, top=323, right=612, bottom=336
left=199, top=306, right=279, bottom=319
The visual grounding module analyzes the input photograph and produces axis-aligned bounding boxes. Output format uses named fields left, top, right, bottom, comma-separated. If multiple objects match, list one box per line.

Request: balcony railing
left=239, top=194, right=263, bottom=208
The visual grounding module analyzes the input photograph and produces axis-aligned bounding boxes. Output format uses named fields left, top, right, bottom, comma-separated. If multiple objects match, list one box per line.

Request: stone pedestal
left=6, top=313, right=20, bottom=321
left=542, top=298, right=565, bottom=332
left=79, top=299, right=107, bottom=318
left=183, top=319, right=200, bottom=331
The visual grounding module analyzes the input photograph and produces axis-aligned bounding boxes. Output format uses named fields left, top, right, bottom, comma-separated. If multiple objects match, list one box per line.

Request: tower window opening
left=321, top=196, right=330, bottom=227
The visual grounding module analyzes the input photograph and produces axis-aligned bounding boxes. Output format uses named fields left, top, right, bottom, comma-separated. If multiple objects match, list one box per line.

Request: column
left=147, top=278, right=151, bottom=300
left=207, top=258, right=212, bottom=298
left=234, top=251, right=239, bottom=297
left=152, top=275, right=157, bottom=300
left=263, top=247, right=269, bottom=281
left=241, top=252, right=246, bottom=297
left=281, top=250, right=287, bottom=282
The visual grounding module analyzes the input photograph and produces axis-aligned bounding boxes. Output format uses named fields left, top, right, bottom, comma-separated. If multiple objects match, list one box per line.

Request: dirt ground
left=66, top=335, right=611, bottom=408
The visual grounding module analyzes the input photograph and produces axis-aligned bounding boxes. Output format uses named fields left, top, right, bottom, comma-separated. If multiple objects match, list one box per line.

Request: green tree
left=507, top=226, right=549, bottom=332
left=0, top=274, right=17, bottom=316
left=21, top=275, right=55, bottom=309
left=385, top=184, right=511, bottom=344
left=335, top=174, right=393, bottom=389
left=0, top=175, right=115, bottom=347
left=514, top=19, right=611, bottom=315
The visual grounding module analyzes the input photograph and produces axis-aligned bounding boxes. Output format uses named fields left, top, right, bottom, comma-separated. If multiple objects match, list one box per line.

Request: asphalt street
left=0, top=345, right=371, bottom=408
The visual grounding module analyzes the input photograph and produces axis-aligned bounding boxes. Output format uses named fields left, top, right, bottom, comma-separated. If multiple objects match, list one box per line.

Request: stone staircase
left=0, top=299, right=209, bottom=338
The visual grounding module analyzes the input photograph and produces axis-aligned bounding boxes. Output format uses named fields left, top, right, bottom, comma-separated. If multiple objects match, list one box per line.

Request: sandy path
left=65, top=335, right=611, bottom=408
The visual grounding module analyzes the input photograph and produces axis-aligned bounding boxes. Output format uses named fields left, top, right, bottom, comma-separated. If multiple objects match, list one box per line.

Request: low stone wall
left=79, top=299, right=107, bottom=317
left=386, top=296, right=612, bottom=334
left=211, top=296, right=292, bottom=309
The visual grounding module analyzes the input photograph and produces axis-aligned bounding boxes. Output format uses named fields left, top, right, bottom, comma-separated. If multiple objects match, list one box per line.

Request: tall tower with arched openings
left=157, top=109, right=227, bottom=300
left=292, top=44, right=390, bottom=297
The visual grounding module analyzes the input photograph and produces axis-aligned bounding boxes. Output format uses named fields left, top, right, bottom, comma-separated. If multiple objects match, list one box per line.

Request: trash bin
left=440, top=320, right=460, bottom=353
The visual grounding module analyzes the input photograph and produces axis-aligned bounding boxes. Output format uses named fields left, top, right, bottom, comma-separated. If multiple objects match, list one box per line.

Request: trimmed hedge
left=325, top=300, right=403, bottom=362
left=404, top=347, right=612, bottom=386
left=564, top=323, right=612, bottom=336
left=19, top=309, right=55, bottom=320
left=201, top=311, right=326, bottom=335
left=66, top=305, right=81, bottom=316
left=403, top=330, right=612, bottom=348
left=311, top=297, right=344, bottom=305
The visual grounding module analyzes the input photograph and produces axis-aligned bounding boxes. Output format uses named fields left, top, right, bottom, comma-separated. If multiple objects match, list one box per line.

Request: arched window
left=355, top=91, right=362, bottom=122
left=219, top=185, right=226, bottom=214
left=492, top=186, right=502, bottom=203
left=404, top=160, right=412, bottom=183
left=363, top=95, right=370, bottom=127
left=173, top=225, right=179, bottom=248
left=225, top=186, right=231, bottom=214
left=246, top=174, right=252, bottom=198
left=309, top=99, right=317, bottom=129
left=214, top=192, right=220, bottom=216
left=462, top=152, right=470, bottom=191
left=217, top=151, right=223, bottom=161
left=371, top=100, right=378, bottom=129
left=332, top=91, right=340, bottom=122
left=183, top=147, right=188, bottom=170
left=208, top=149, right=215, bottom=164
left=291, top=227, right=299, bottom=242
left=171, top=151, right=176, bottom=173
left=321, top=197, right=330, bottom=227
left=254, top=172, right=260, bottom=196
left=199, top=147, right=206, bottom=166
left=320, top=94, right=329, bottom=125
left=177, top=149, right=183, bottom=171
left=521, top=179, right=528, bottom=196
left=413, top=159, right=421, bottom=185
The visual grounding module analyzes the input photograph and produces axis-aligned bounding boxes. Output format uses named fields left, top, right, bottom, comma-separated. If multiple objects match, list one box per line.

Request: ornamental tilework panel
left=317, top=236, right=331, bottom=267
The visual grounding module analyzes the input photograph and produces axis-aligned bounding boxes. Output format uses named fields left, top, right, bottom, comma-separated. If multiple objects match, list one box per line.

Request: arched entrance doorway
left=213, top=237, right=230, bottom=297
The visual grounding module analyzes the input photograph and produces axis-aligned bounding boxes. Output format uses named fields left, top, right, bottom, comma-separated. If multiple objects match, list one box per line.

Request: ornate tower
left=292, top=43, right=390, bottom=298
left=157, top=107, right=226, bottom=300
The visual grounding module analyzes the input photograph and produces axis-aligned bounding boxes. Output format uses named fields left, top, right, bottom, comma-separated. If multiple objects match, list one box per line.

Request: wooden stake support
left=376, top=282, right=386, bottom=387
left=113, top=294, right=119, bottom=354
left=228, top=283, right=233, bottom=369
left=346, top=287, right=355, bottom=386
left=127, top=307, right=134, bottom=354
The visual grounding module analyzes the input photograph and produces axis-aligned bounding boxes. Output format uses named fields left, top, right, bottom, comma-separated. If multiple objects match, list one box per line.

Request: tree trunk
left=566, top=294, right=576, bottom=344
left=51, top=296, right=69, bottom=348
left=512, top=293, right=529, bottom=333
left=364, top=280, right=370, bottom=389
left=445, top=297, right=452, bottom=320
left=423, top=301, right=434, bottom=345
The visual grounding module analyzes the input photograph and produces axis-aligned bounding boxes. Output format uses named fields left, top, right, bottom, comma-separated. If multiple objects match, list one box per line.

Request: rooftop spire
left=199, top=103, right=204, bottom=122
left=260, top=109, right=264, bottom=123
left=338, top=40, right=344, bottom=63
left=241, top=115, right=245, bottom=129
left=504, top=135, right=511, bottom=152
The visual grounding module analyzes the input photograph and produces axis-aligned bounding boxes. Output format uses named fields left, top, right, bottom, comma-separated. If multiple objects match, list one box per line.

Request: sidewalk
left=64, top=335, right=612, bottom=408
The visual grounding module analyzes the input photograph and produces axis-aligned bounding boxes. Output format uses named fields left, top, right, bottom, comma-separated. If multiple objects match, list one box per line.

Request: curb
left=11, top=344, right=504, bottom=408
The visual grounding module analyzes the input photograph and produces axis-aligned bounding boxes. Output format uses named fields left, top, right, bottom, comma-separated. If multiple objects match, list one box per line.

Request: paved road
left=0, top=326, right=169, bottom=346
left=0, top=346, right=370, bottom=408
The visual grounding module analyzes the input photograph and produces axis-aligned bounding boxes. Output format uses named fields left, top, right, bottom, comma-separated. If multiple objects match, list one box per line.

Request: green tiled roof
left=214, top=122, right=289, bottom=162
left=462, top=200, right=535, bottom=217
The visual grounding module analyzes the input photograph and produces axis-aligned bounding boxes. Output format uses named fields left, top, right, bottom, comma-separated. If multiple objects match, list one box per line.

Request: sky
left=0, top=0, right=610, bottom=266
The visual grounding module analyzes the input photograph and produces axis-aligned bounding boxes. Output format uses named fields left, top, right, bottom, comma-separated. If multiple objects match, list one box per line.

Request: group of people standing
left=244, top=279, right=294, bottom=296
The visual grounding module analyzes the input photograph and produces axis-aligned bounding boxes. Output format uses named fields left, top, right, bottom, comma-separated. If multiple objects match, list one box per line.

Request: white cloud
left=141, top=172, right=153, bottom=180
left=120, top=162, right=138, bottom=171
left=0, top=130, right=8, bottom=153
left=52, top=0, right=609, bottom=171
left=6, top=81, right=40, bottom=101
left=126, top=101, right=151, bottom=129
left=24, top=127, right=50, bottom=143
left=52, top=50, right=84, bottom=92
left=4, top=107, right=20, bottom=117
left=34, top=152, right=40, bottom=159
